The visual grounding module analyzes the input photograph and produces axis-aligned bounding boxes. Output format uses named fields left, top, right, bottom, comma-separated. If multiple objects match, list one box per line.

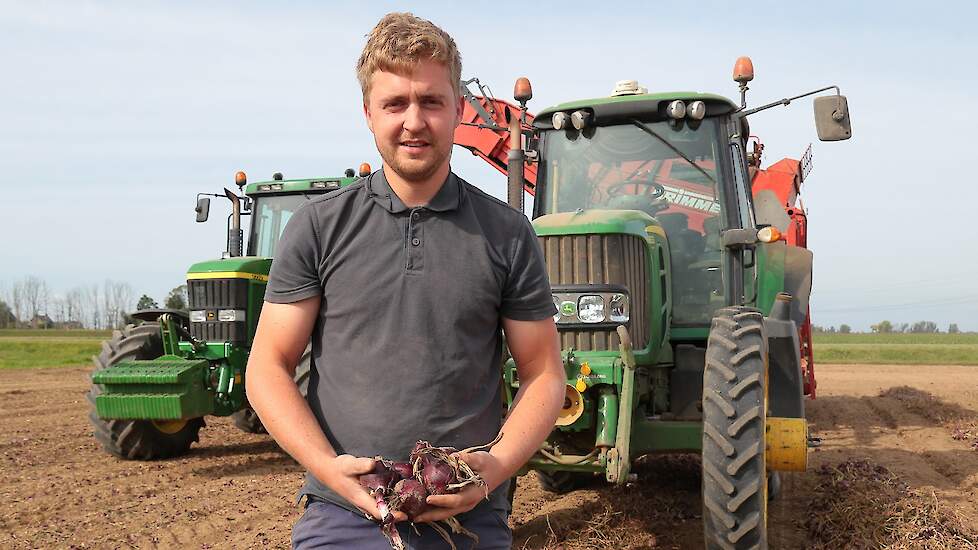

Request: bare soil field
left=2, top=364, right=977, bottom=549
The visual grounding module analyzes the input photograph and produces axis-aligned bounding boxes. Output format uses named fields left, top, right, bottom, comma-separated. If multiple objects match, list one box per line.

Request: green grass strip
left=814, top=344, right=978, bottom=365
left=0, top=329, right=111, bottom=338
left=813, top=333, right=978, bottom=345
left=0, top=340, right=101, bottom=369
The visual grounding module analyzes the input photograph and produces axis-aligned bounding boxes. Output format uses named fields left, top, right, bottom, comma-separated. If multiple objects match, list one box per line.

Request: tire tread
left=702, top=307, right=768, bottom=549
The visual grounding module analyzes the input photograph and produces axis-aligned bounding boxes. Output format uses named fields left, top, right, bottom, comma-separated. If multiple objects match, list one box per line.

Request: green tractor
left=87, top=168, right=365, bottom=459
left=488, top=58, right=851, bottom=548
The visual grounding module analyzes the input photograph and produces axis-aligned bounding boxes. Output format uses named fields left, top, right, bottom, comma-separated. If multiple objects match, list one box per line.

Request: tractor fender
left=757, top=241, right=812, bottom=329
left=782, top=246, right=813, bottom=328
left=763, top=316, right=805, bottom=418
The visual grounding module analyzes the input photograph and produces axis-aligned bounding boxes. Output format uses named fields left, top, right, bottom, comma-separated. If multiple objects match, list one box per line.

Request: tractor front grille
left=539, top=234, right=650, bottom=351
left=189, top=279, right=248, bottom=309
left=187, top=278, right=248, bottom=344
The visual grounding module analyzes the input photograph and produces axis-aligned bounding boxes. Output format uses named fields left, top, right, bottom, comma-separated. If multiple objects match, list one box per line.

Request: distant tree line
left=813, top=321, right=964, bottom=334
left=0, top=276, right=187, bottom=330
left=870, top=320, right=951, bottom=334
left=812, top=324, right=852, bottom=334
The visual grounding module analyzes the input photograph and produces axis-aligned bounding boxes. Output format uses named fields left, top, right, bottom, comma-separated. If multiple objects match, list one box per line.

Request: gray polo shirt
left=264, top=169, right=556, bottom=511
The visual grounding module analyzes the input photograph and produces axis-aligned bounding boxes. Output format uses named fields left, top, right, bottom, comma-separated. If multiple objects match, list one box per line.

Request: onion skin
left=370, top=462, right=397, bottom=485
left=421, top=460, right=458, bottom=495
left=409, top=441, right=429, bottom=464
left=381, top=522, right=403, bottom=549
left=359, top=466, right=397, bottom=525
left=391, top=462, right=414, bottom=481
left=359, top=473, right=392, bottom=494
left=392, top=479, right=428, bottom=519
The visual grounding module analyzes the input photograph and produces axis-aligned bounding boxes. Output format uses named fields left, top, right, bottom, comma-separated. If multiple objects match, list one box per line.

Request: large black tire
left=535, top=470, right=592, bottom=494
left=701, top=307, right=768, bottom=549
left=88, top=323, right=205, bottom=460
left=232, top=345, right=312, bottom=434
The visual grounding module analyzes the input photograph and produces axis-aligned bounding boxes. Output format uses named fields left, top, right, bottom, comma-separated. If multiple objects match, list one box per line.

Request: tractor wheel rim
left=152, top=419, right=188, bottom=434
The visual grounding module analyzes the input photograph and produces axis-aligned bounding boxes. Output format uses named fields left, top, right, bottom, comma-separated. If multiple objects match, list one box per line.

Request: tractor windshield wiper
left=630, top=119, right=716, bottom=186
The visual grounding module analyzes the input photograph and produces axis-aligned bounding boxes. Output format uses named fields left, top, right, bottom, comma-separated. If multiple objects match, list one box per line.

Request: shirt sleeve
left=500, top=216, right=557, bottom=321
left=264, top=203, right=323, bottom=303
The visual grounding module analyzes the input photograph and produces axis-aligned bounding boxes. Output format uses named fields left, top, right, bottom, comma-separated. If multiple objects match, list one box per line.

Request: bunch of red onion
left=358, top=435, right=501, bottom=550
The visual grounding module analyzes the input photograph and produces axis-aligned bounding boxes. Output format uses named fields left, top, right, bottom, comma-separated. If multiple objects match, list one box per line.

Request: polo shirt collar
left=368, top=168, right=462, bottom=214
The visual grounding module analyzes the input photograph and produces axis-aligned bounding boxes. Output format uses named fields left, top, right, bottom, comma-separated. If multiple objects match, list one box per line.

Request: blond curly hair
left=356, top=12, right=462, bottom=101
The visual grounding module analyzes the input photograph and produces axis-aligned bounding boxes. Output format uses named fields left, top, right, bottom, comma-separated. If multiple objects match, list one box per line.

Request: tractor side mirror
left=195, top=197, right=210, bottom=223
left=814, top=95, right=852, bottom=141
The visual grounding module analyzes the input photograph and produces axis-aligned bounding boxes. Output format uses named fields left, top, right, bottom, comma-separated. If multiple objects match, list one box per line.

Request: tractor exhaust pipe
left=506, top=107, right=524, bottom=212
left=224, top=187, right=243, bottom=257
left=506, top=77, right=533, bottom=213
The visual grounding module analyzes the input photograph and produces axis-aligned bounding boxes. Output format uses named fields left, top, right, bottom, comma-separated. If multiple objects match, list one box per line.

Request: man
left=245, top=12, right=565, bottom=550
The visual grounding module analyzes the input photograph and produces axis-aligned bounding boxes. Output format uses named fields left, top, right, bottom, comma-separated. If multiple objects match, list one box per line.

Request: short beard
left=377, top=140, right=452, bottom=184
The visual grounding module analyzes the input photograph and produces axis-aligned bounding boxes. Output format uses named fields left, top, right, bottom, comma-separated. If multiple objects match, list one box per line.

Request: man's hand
left=319, top=455, right=408, bottom=523
left=412, top=451, right=505, bottom=523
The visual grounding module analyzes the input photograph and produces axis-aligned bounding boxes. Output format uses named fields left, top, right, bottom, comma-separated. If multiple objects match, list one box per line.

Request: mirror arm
left=736, top=85, right=842, bottom=118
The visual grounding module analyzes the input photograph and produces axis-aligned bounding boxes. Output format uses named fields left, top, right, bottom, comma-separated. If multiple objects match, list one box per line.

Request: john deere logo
left=560, top=301, right=577, bottom=316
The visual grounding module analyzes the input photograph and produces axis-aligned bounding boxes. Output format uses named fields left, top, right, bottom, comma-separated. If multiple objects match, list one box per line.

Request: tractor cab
left=244, top=173, right=362, bottom=257
left=193, top=166, right=369, bottom=259
left=532, top=89, right=744, bottom=326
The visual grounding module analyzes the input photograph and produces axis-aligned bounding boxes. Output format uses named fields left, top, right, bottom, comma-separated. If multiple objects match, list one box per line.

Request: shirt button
left=412, top=212, right=420, bottom=220
left=412, top=238, right=421, bottom=246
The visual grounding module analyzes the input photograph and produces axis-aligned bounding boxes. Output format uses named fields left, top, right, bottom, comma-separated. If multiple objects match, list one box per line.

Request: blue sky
left=3, top=1, right=977, bottom=330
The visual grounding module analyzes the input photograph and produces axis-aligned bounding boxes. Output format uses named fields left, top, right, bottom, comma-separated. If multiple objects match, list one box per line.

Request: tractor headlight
left=609, top=293, right=629, bottom=323
left=552, top=111, right=568, bottom=130
left=687, top=100, right=706, bottom=120
left=217, top=309, right=245, bottom=322
left=570, top=110, right=592, bottom=130
left=577, top=295, right=605, bottom=323
left=189, top=310, right=206, bottom=323
left=666, top=100, right=687, bottom=119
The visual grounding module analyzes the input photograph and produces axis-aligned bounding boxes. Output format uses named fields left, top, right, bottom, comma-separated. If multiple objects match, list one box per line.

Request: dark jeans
left=292, top=499, right=512, bottom=550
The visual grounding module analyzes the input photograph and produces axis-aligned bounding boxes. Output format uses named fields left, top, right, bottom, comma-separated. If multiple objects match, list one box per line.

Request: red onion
left=359, top=463, right=397, bottom=525
left=358, top=435, right=502, bottom=550
left=391, top=462, right=414, bottom=481
left=391, top=479, right=428, bottom=519
left=358, top=473, right=391, bottom=493
left=411, top=440, right=458, bottom=461
left=369, top=461, right=397, bottom=485
left=409, top=441, right=429, bottom=464
left=421, top=459, right=457, bottom=495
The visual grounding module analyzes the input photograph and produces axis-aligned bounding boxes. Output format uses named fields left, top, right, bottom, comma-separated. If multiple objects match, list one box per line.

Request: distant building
left=29, top=314, right=55, bottom=329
